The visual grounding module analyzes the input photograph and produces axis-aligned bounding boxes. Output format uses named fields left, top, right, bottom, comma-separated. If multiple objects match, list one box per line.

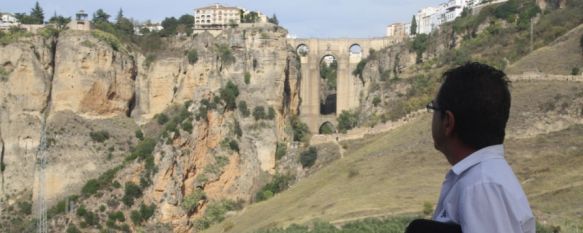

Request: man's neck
left=445, top=141, right=476, bottom=166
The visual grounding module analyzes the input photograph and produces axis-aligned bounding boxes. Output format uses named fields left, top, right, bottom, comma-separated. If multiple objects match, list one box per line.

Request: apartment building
left=194, top=3, right=241, bottom=30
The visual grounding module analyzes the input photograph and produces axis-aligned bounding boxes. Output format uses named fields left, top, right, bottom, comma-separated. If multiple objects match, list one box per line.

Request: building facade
left=386, top=23, right=411, bottom=41
left=412, top=0, right=509, bottom=35
left=0, top=13, right=19, bottom=31
left=194, top=4, right=241, bottom=30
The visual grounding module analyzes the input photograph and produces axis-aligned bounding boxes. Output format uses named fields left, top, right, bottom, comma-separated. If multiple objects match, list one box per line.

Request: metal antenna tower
left=36, top=122, right=48, bottom=233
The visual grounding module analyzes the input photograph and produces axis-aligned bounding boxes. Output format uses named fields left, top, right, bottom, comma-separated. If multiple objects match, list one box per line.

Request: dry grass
left=506, top=24, right=583, bottom=75
left=204, top=81, right=583, bottom=233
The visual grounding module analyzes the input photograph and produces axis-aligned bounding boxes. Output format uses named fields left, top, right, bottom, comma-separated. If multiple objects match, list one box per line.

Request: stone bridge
left=287, top=37, right=396, bottom=133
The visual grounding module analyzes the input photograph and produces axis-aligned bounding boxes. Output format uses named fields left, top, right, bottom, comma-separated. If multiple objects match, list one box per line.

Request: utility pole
left=530, top=17, right=534, bottom=52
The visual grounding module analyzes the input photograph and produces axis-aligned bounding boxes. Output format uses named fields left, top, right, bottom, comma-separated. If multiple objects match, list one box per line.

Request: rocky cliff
left=0, top=23, right=302, bottom=232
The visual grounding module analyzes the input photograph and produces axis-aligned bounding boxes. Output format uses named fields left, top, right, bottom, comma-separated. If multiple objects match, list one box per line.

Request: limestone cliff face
left=51, top=30, right=137, bottom=118
left=132, top=26, right=301, bottom=232
left=0, top=24, right=301, bottom=232
left=0, top=36, right=53, bottom=198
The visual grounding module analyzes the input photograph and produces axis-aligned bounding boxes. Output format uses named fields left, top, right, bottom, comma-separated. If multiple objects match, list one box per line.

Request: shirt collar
left=451, top=144, right=505, bottom=175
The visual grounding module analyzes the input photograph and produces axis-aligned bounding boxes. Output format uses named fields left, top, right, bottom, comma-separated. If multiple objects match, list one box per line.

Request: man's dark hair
left=437, top=62, right=511, bottom=150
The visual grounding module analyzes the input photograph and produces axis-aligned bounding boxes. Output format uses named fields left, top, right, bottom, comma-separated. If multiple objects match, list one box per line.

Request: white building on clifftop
left=194, top=3, right=241, bottom=30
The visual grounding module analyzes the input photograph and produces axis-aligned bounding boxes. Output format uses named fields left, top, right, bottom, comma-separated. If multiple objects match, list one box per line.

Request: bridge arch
left=287, top=37, right=395, bottom=133
left=296, top=44, right=310, bottom=57
left=319, top=121, right=336, bottom=134
left=349, top=44, right=363, bottom=54
left=319, top=54, right=338, bottom=115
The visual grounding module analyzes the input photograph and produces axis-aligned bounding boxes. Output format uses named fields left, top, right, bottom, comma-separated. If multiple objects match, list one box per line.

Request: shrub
left=373, top=96, right=382, bottom=107
left=122, top=182, right=142, bottom=207
left=0, top=162, right=5, bottom=172
left=108, top=211, right=125, bottom=222
left=229, top=139, right=240, bottom=152
left=144, top=54, right=156, bottom=68
left=300, top=147, right=318, bottom=168
left=238, top=101, right=250, bottom=117
left=234, top=120, right=243, bottom=137
left=18, top=201, right=32, bottom=215
left=352, top=59, right=367, bottom=79
left=275, top=142, right=287, bottom=160
left=337, top=111, right=358, bottom=133
left=76, top=205, right=87, bottom=217
left=267, top=107, right=276, bottom=120
left=319, top=123, right=335, bottom=134
left=81, top=179, right=100, bottom=196
left=220, top=81, right=240, bottom=111
left=89, top=130, right=110, bottom=143
left=182, top=189, right=206, bottom=213
left=215, top=44, right=236, bottom=69
left=139, top=203, right=156, bottom=221
left=135, top=129, right=144, bottom=140
left=255, top=174, right=294, bottom=202
left=130, top=210, right=142, bottom=225
left=129, top=138, right=156, bottom=160
left=187, top=49, right=198, bottom=64
left=66, top=224, right=81, bottom=233
left=181, top=121, right=193, bottom=133
left=196, top=200, right=241, bottom=230
left=157, top=114, right=169, bottom=125
left=291, top=116, right=310, bottom=142
left=572, top=67, right=580, bottom=76
left=83, top=210, right=98, bottom=226
left=244, top=72, right=251, bottom=84
left=91, top=30, right=123, bottom=51
left=253, top=106, right=266, bottom=120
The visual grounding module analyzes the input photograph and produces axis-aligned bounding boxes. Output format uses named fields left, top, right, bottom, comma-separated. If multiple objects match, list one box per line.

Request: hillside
left=506, top=24, right=583, bottom=75
left=206, top=82, right=583, bottom=232
left=205, top=80, right=583, bottom=233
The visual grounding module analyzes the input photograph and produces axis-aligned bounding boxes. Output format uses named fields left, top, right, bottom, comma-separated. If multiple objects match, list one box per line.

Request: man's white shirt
left=432, top=144, right=535, bottom=233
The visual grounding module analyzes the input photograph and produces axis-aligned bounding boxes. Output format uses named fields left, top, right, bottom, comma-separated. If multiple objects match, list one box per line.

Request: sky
left=2, top=0, right=445, bottom=38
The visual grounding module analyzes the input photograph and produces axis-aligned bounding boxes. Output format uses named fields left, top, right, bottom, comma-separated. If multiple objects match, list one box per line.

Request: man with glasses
left=406, top=63, right=535, bottom=233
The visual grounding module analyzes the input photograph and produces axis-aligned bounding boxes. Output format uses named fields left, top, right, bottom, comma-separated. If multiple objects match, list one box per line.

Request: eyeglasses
left=426, top=101, right=442, bottom=113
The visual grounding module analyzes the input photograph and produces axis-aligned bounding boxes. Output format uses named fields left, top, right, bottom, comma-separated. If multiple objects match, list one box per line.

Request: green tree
left=178, top=14, right=194, bottom=35
left=242, top=11, right=260, bottom=23
left=244, top=72, right=251, bottom=84
left=373, top=96, right=381, bottom=107
left=30, top=1, right=44, bottom=24
left=337, top=110, right=358, bottom=133
left=291, top=116, right=310, bottom=142
left=410, top=15, right=417, bottom=35
left=220, top=81, right=240, bottom=111
left=115, top=9, right=134, bottom=36
left=135, top=129, right=144, bottom=140
left=48, top=14, right=71, bottom=30
left=412, top=33, right=429, bottom=64
left=253, top=106, right=266, bottom=120
left=188, top=49, right=199, bottom=64
left=238, top=101, right=250, bottom=117
left=300, top=147, right=318, bottom=168
left=267, top=107, right=276, bottom=120
left=92, top=9, right=110, bottom=24
left=275, top=142, right=287, bottom=160
left=268, top=14, right=279, bottom=25
left=161, top=17, right=178, bottom=36
left=215, top=44, right=236, bottom=69
left=182, top=189, right=206, bottom=213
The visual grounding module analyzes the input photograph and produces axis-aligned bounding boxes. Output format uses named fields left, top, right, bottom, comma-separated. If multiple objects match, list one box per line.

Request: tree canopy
left=410, top=15, right=417, bottom=35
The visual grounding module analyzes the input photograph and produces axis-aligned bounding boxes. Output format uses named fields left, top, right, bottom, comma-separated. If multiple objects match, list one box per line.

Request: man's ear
left=443, top=110, right=455, bottom=137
